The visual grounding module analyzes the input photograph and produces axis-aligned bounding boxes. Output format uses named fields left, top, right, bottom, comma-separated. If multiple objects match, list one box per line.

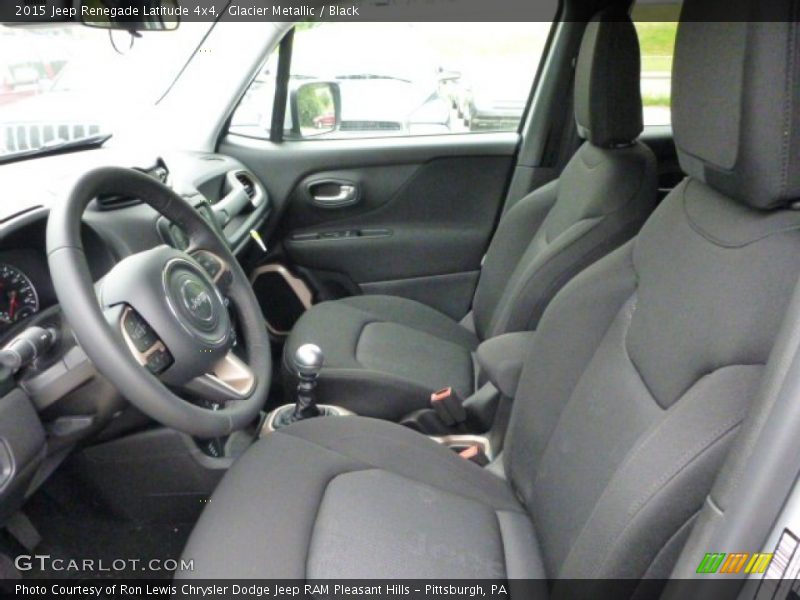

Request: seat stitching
left=276, top=429, right=522, bottom=513
left=590, top=422, right=741, bottom=578
left=352, top=325, right=475, bottom=395
left=512, top=216, right=644, bottom=334
left=342, top=298, right=473, bottom=346
left=351, top=319, right=375, bottom=368
left=609, top=369, right=751, bottom=489
left=304, top=470, right=368, bottom=578
left=492, top=511, right=510, bottom=580
left=528, top=292, right=639, bottom=498
left=578, top=144, right=604, bottom=170
left=305, top=467, right=516, bottom=578
left=633, top=510, right=699, bottom=584
left=489, top=217, right=604, bottom=336
left=556, top=360, right=750, bottom=576
left=521, top=262, right=638, bottom=501
left=543, top=142, right=649, bottom=245
left=682, top=179, right=800, bottom=248
left=560, top=364, right=757, bottom=576
left=628, top=418, right=743, bottom=516
left=621, top=294, right=664, bottom=408
left=354, top=322, right=472, bottom=361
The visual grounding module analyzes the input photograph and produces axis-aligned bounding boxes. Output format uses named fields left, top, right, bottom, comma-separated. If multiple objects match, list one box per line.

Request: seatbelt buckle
left=459, top=444, right=489, bottom=466
left=430, top=387, right=467, bottom=426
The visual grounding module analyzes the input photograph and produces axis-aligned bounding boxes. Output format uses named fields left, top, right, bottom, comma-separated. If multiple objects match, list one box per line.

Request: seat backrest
left=470, top=10, right=657, bottom=341
left=503, top=0, right=800, bottom=583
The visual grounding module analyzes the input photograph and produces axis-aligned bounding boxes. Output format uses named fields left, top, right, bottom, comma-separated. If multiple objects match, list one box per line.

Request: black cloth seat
left=283, top=13, right=657, bottom=420
left=284, top=295, right=479, bottom=420
left=180, top=417, right=545, bottom=580
left=182, top=3, right=800, bottom=586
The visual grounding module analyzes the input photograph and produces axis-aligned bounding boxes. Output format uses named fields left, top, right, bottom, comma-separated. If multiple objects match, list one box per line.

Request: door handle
left=307, top=180, right=359, bottom=208
left=314, top=185, right=355, bottom=204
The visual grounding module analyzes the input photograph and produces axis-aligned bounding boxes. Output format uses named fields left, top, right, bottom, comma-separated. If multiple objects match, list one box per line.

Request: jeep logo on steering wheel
left=180, top=279, right=214, bottom=323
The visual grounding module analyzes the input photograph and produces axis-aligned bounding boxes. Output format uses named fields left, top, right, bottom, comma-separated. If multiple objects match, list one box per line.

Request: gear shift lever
left=291, top=343, right=323, bottom=420
left=264, top=343, right=354, bottom=433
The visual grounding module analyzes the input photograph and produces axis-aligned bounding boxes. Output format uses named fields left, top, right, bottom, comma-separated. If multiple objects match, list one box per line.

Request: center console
left=261, top=404, right=354, bottom=435
left=261, top=399, right=495, bottom=461
left=263, top=343, right=496, bottom=462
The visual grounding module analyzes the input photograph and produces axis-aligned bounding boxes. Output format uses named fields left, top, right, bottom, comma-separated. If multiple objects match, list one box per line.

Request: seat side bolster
left=471, top=181, right=560, bottom=341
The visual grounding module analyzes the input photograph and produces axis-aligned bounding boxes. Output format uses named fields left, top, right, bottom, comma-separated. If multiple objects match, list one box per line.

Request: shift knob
left=294, top=344, right=324, bottom=380
left=286, top=343, right=323, bottom=422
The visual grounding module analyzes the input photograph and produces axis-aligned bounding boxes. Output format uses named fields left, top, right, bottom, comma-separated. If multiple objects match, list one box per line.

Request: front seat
left=181, top=1, right=800, bottom=585
left=283, top=11, right=657, bottom=420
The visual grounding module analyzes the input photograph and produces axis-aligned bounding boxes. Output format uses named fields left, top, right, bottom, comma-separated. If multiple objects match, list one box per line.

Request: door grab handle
left=313, top=185, right=355, bottom=204
left=307, top=180, right=359, bottom=208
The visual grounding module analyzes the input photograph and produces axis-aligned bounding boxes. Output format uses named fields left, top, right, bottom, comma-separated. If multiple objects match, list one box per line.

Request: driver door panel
left=225, top=134, right=517, bottom=319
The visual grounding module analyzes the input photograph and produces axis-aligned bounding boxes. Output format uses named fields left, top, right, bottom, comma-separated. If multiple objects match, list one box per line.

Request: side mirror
left=81, top=0, right=181, bottom=31
left=288, top=81, right=341, bottom=139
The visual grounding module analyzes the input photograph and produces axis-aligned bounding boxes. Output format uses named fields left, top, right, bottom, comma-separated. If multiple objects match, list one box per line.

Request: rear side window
left=230, top=21, right=555, bottom=140
left=632, top=2, right=681, bottom=127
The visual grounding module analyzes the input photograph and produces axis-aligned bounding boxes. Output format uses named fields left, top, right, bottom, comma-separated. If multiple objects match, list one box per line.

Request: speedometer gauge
left=0, top=264, right=39, bottom=326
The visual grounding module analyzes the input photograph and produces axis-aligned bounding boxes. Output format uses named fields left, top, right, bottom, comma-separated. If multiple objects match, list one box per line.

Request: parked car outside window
left=229, top=22, right=552, bottom=140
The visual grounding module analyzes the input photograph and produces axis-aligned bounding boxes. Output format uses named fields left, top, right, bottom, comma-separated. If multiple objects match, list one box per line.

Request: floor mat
left=7, top=468, right=193, bottom=580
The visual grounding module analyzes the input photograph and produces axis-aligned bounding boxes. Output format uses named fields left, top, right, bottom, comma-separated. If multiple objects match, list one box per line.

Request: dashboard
left=0, top=146, right=272, bottom=523
left=0, top=219, right=114, bottom=341
left=0, top=148, right=270, bottom=346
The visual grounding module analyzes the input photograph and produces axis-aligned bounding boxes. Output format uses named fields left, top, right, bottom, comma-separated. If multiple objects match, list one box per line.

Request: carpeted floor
left=1, top=466, right=193, bottom=580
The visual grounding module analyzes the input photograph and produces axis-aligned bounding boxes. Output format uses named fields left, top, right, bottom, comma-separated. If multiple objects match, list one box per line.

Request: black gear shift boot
left=278, top=343, right=326, bottom=427
left=271, top=404, right=338, bottom=430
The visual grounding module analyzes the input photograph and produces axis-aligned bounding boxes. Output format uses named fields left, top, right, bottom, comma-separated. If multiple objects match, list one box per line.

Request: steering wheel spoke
left=188, top=249, right=233, bottom=294
left=115, top=305, right=175, bottom=376
left=183, top=350, right=256, bottom=405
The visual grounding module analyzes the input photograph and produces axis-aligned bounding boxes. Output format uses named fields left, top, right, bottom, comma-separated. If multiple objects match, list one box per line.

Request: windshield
left=0, top=23, right=211, bottom=160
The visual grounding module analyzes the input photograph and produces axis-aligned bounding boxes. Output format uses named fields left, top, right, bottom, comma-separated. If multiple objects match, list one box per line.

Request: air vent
left=236, top=172, right=256, bottom=200
left=95, top=194, right=142, bottom=211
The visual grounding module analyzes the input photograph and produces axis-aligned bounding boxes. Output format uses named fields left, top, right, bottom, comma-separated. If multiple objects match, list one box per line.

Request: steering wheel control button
left=123, top=309, right=159, bottom=352
left=193, top=252, right=222, bottom=280
left=145, top=348, right=174, bottom=375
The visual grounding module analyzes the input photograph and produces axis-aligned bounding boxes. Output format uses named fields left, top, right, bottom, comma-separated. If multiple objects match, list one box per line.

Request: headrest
left=574, top=9, right=643, bottom=148
left=672, top=0, right=800, bottom=210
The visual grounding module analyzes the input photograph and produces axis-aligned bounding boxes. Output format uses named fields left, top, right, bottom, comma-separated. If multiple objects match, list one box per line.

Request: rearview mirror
left=81, top=0, right=181, bottom=31
left=288, top=81, right=341, bottom=139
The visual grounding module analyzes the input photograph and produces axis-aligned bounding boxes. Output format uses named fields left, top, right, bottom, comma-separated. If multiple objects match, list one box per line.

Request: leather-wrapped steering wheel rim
left=46, top=166, right=271, bottom=438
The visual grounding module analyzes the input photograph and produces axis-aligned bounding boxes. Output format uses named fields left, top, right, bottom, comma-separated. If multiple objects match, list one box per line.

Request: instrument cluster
left=0, top=248, right=54, bottom=339
left=0, top=262, right=39, bottom=328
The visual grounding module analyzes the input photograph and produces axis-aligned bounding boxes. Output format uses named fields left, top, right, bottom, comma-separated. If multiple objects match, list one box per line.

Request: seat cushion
left=179, top=417, right=545, bottom=581
left=284, top=295, right=479, bottom=420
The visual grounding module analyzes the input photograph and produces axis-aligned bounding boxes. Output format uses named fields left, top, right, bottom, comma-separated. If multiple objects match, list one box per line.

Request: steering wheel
left=46, top=167, right=271, bottom=438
